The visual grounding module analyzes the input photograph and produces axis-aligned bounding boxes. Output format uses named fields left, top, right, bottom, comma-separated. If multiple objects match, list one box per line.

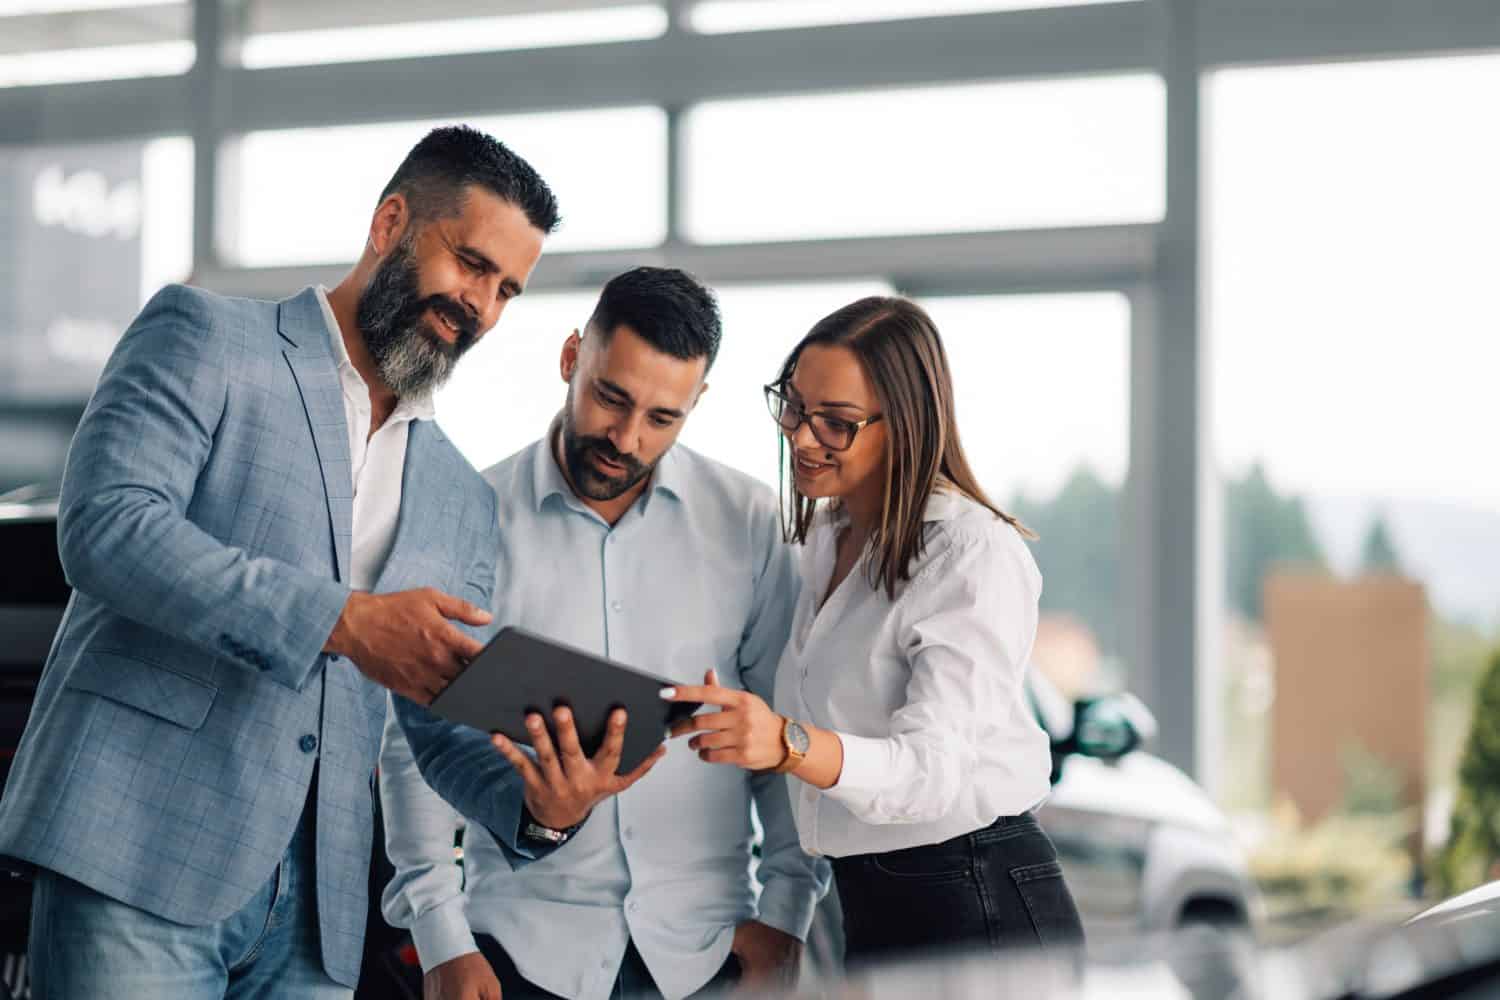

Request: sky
left=10, top=5, right=1500, bottom=521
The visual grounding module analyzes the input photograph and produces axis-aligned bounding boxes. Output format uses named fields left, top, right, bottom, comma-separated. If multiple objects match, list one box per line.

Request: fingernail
left=659, top=687, right=676, bottom=699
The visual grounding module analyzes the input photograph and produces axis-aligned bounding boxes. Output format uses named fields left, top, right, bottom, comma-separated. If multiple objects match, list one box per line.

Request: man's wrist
left=322, top=592, right=364, bottom=656
left=520, top=803, right=582, bottom=844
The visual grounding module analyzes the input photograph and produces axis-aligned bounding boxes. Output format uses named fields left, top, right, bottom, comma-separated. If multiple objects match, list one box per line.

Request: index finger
left=441, top=625, right=486, bottom=663
left=433, top=590, right=493, bottom=627
left=610, top=743, right=666, bottom=791
left=491, top=732, right=542, bottom=787
left=660, top=685, right=739, bottom=708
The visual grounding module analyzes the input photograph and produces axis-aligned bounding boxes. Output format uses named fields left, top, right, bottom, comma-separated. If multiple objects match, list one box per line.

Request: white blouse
left=773, top=489, right=1053, bottom=859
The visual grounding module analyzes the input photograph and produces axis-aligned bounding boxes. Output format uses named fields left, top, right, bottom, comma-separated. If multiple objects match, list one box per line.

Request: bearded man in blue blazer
left=0, top=126, right=558, bottom=998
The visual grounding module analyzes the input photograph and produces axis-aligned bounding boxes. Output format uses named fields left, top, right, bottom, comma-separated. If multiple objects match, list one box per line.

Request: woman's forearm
left=790, top=722, right=845, bottom=790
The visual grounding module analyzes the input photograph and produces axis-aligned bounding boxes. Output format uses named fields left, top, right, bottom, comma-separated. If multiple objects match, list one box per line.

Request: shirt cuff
left=410, top=897, right=480, bottom=974
left=822, top=731, right=893, bottom=812
left=754, top=878, right=820, bottom=941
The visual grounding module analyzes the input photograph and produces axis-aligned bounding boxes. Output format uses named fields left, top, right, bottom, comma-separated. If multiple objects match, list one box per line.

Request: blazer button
left=299, top=734, right=319, bottom=754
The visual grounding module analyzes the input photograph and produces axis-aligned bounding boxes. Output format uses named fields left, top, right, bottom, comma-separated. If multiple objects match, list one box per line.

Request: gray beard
left=355, top=235, right=469, bottom=400
left=373, top=326, right=454, bottom=401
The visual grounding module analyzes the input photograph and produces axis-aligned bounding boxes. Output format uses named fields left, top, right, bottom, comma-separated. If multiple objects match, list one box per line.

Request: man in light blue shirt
left=382, top=267, right=829, bottom=1000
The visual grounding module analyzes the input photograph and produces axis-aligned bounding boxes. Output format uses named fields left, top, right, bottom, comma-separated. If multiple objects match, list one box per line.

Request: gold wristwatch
left=774, top=717, right=810, bottom=774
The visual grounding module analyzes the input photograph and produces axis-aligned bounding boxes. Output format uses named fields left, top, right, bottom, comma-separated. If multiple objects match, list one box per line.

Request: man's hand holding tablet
left=427, top=627, right=703, bottom=832
left=490, top=705, right=665, bottom=830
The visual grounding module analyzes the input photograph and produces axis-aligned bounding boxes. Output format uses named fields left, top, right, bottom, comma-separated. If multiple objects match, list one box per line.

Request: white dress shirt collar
left=530, top=420, right=686, bottom=515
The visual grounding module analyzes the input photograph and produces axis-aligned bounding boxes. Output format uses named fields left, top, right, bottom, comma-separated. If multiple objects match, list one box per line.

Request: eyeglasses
left=764, top=383, right=882, bottom=452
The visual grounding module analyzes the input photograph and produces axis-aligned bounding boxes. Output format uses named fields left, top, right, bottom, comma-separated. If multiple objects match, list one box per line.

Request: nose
left=608, top=410, right=646, bottom=458
left=790, top=420, right=820, bottom=452
left=459, top=281, right=491, bottom=330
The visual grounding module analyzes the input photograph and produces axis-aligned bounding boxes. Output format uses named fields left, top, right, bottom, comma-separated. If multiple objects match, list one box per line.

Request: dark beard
left=355, top=235, right=479, bottom=399
left=560, top=387, right=656, bottom=501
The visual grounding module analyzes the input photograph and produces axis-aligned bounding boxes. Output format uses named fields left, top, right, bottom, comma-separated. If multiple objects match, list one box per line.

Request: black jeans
left=474, top=934, right=741, bottom=1000
left=832, top=812, right=1084, bottom=969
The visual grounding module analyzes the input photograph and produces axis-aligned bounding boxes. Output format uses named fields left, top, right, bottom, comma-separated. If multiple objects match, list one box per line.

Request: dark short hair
left=585, top=267, right=722, bottom=371
left=379, top=125, right=560, bottom=234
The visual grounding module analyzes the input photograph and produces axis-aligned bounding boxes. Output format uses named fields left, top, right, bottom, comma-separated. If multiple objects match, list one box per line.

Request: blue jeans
left=27, top=793, right=349, bottom=1000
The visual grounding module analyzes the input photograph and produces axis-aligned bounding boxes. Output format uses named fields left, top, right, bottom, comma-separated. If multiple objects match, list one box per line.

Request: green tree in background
left=1225, top=462, right=1327, bottom=620
left=1010, top=467, right=1121, bottom=657
left=1008, top=461, right=1330, bottom=660
left=1435, top=647, right=1500, bottom=895
left=1360, top=515, right=1403, bottom=574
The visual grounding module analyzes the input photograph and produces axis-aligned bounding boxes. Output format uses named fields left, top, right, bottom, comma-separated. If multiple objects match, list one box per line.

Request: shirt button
left=600, top=960, right=611, bottom=970
left=624, top=827, right=635, bottom=839
left=610, top=600, right=624, bottom=612
left=628, top=901, right=639, bottom=913
left=299, top=734, right=319, bottom=754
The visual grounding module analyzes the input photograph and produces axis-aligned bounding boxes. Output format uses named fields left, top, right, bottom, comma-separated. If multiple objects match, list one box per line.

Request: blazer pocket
left=65, top=650, right=218, bottom=731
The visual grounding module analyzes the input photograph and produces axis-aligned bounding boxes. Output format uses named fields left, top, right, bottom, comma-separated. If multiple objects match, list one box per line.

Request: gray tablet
left=429, top=626, right=702, bottom=775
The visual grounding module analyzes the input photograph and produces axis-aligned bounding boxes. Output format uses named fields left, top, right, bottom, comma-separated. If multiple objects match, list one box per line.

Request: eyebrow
left=596, top=378, right=686, bottom=419
left=788, top=386, right=865, bottom=413
left=456, top=243, right=525, bottom=298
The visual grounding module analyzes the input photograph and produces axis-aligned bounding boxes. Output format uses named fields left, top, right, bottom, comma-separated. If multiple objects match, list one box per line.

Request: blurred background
left=2, top=0, right=1498, bottom=967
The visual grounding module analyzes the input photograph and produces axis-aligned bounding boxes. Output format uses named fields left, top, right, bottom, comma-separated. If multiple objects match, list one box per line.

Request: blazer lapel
left=279, top=288, right=354, bottom=584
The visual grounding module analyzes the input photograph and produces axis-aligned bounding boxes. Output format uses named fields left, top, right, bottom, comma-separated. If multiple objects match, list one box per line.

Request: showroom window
left=683, top=74, right=1163, bottom=243
left=233, top=108, right=667, bottom=266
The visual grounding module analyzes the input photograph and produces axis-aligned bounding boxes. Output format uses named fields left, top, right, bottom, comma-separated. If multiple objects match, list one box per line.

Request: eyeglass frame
left=763, top=382, right=883, bottom=452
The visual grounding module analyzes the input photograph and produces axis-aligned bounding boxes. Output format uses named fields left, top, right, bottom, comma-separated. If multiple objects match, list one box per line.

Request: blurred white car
left=802, top=672, right=1261, bottom=1000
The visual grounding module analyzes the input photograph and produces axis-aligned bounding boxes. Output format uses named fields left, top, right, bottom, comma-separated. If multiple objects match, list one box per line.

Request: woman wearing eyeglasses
left=665, top=296, right=1083, bottom=971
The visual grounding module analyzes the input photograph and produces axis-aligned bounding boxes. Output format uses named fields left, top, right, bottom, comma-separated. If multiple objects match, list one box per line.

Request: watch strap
left=520, top=805, right=579, bottom=846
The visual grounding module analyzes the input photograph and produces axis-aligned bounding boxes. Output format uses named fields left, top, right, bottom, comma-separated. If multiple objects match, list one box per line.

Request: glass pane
left=242, top=3, right=667, bottom=69
left=1208, top=54, right=1500, bottom=921
left=436, top=290, right=598, bottom=471
left=684, top=286, right=1132, bottom=691
left=437, top=283, right=1131, bottom=694
left=684, top=76, right=1163, bottom=243
left=920, top=293, right=1130, bottom=691
left=233, top=108, right=667, bottom=266
left=0, top=2, right=191, bottom=88
left=692, top=0, right=1120, bottom=34
left=677, top=280, right=894, bottom=488
left=0, top=136, right=192, bottom=402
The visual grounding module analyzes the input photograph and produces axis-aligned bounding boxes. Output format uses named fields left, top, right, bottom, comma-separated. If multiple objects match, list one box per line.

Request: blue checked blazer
left=0, top=284, right=499, bottom=987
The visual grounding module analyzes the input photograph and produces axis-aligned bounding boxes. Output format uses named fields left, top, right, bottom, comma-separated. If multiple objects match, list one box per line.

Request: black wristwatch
left=520, top=805, right=579, bottom=847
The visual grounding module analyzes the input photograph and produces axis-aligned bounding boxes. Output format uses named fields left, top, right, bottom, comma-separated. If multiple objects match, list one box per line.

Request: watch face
left=787, top=720, right=811, bottom=754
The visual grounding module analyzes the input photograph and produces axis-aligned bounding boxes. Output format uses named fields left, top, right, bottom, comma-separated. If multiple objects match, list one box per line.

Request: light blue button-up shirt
left=383, top=433, right=829, bottom=1000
